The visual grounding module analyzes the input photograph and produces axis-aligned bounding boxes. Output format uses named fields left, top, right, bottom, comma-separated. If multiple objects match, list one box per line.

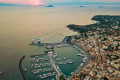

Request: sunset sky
left=0, top=0, right=120, bottom=5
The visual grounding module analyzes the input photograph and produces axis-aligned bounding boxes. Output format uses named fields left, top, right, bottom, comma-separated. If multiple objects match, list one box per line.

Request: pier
left=49, top=54, right=62, bottom=77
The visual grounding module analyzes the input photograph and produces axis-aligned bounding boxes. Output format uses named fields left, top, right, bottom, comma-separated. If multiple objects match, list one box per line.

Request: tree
left=59, top=75, right=66, bottom=80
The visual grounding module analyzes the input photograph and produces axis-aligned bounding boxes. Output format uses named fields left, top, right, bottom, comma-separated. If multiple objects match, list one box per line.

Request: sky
left=0, top=0, right=120, bottom=5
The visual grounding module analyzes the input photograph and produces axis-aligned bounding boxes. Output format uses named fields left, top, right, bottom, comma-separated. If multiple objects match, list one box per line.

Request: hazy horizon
left=0, top=0, right=120, bottom=6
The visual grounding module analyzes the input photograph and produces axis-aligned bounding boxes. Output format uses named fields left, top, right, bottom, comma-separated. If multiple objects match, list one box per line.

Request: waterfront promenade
left=67, top=45, right=91, bottom=80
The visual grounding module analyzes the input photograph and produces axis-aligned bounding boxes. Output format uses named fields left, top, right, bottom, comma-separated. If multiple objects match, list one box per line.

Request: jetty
left=49, top=54, right=62, bottom=76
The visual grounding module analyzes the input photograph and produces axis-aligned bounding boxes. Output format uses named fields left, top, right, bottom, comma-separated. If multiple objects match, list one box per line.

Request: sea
left=0, top=5, right=120, bottom=80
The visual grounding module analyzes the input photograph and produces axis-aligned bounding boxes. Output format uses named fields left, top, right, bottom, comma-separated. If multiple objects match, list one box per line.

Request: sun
left=31, top=0, right=43, bottom=6
left=35, top=1, right=39, bottom=5
left=27, top=0, right=44, bottom=6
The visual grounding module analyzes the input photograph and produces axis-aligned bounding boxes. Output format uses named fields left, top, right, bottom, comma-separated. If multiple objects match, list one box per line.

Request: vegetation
left=59, top=75, right=66, bottom=80
left=67, top=15, right=120, bottom=37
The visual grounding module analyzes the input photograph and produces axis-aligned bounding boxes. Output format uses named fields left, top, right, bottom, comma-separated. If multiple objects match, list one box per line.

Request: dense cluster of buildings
left=69, top=15, right=120, bottom=80
left=72, top=30, right=120, bottom=80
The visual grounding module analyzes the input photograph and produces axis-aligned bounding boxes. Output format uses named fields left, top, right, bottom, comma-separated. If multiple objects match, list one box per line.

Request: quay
left=29, top=36, right=73, bottom=47
left=19, top=56, right=28, bottom=80
left=67, top=45, right=91, bottom=80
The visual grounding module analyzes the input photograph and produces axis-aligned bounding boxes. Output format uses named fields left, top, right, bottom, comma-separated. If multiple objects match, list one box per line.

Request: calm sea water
left=0, top=5, right=120, bottom=80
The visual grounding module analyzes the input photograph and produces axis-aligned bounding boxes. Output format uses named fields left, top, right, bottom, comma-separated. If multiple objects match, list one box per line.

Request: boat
left=77, top=54, right=84, bottom=56
left=68, top=61, right=73, bottom=64
left=24, top=68, right=27, bottom=72
left=0, top=72, right=3, bottom=75
left=77, top=54, right=81, bottom=56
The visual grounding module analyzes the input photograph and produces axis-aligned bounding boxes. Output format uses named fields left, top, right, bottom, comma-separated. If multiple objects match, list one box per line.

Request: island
left=80, top=6, right=84, bottom=7
left=46, top=5, right=54, bottom=7
left=98, top=6, right=104, bottom=8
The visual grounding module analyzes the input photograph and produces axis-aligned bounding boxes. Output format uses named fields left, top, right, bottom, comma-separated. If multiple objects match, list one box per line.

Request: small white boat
left=77, top=54, right=81, bottom=56
left=0, top=72, right=3, bottom=75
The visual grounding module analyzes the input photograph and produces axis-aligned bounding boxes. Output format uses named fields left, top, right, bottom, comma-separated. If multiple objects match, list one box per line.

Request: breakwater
left=19, top=56, right=28, bottom=80
left=29, top=36, right=73, bottom=47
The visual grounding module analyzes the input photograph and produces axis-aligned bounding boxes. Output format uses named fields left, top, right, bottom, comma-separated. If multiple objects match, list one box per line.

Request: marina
left=20, top=36, right=90, bottom=80
left=29, top=55, right=57, bottom=80
left=54, top=46, right=84, bottom=77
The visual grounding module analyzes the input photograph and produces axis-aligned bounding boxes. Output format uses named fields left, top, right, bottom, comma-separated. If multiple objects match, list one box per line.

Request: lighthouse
left=37, top=38, right=41, bottom=45
left=31, top=39, right=35, bottom=44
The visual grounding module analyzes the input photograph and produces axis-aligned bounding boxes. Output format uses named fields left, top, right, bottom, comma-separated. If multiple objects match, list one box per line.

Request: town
left=68, top=15, right=120, bottom=80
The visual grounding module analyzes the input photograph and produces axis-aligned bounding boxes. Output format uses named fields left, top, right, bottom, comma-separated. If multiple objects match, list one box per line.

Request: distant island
left=46, top=5, right=54, bottom=7
left=80, top=6, right=84, bottom=7
left=0, top=3, right=18, bottom=6
left=98, top=6, right=104, bottom=8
